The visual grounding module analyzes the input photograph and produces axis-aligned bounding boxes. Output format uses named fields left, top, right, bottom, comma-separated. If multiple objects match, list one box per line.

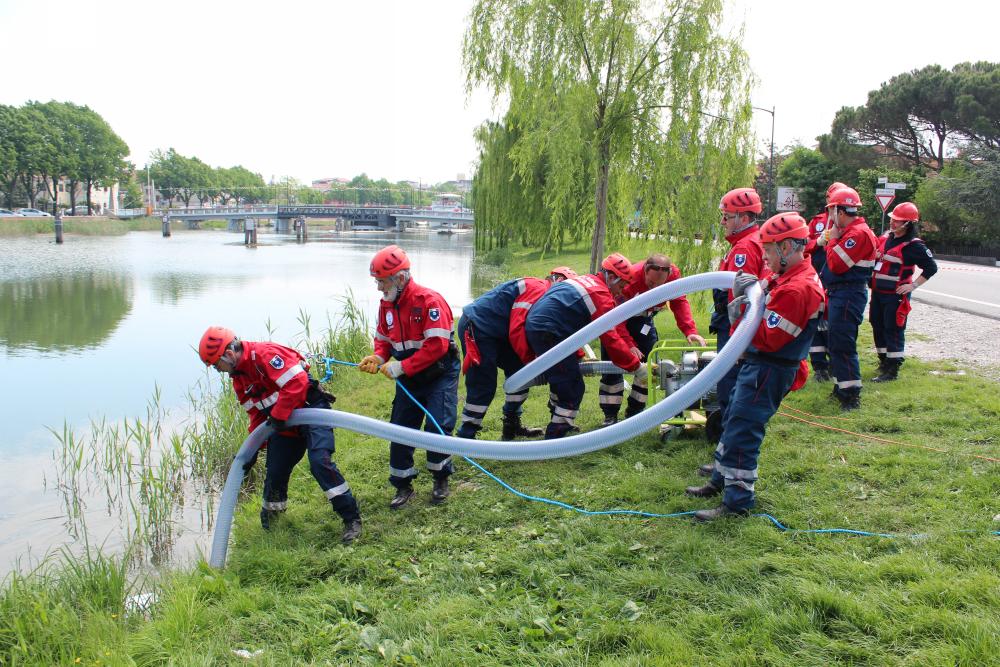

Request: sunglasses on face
left=646, top=263, right=670, bottom=272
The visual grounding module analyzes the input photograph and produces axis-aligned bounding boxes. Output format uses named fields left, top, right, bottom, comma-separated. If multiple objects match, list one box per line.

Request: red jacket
left=230, top=341, right=310, bottom=433
left=508, top=277, right=551, bottom=364
left=718, top=226, right=769, bottom=301
left=620, top=261, right=698, bottom=342
left=374, top=279, right=454, bottom=376
left=804, top=211, right=828, bottom=258
left=824, top=217, right=877, bottom=285
left=752, top=260, right=826, bottom=358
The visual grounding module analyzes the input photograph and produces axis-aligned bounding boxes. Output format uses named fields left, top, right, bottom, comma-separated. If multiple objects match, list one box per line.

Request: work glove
left=358, top=354, right=384, bottom=374
left=380, top=360, right=405, bottom=379
left=816, top=228, right=833, bottom=247
left=633, top=362, right=649, bottom=387
left=266, top=416, right=288, bottom=432
left=732, top=270, right=758, bottom=299
left=728, top=294, right=749, bottom=327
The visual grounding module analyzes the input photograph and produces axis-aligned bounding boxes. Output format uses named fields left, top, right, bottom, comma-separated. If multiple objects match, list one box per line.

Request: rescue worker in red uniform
left=708, top=188, right=769, bottom=441
left=598, top=253, right=706, bottom=426
left=524, top=253, right=645, bottom=439
left=803, top=182, right=846, bottom=382
left=685, top=213, right=825, bottom=520
left=198, top=326, right=363, bottom=543
left=817, top=187, right=877, bottom=410
left=456, top=276, right=549, bottom=440
left=869, top=202, right=937, bottom=382
left=358, top=245, right=460, bottom=509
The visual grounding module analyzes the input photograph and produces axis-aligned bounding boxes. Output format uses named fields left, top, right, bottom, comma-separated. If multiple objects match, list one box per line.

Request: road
left=912, top=260, right=1000, bottom=320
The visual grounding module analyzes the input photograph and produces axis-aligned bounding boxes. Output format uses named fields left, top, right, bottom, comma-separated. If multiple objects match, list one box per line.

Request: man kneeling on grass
left=198, top=326, right=363, bottom=544
left=684, top=213, right=825, bottom=521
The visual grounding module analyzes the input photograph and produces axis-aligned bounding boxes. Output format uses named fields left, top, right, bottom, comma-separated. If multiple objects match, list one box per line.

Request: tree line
left=775, top=62, right=1000, bottom=250
left=0, top=101, right=130, bottom=214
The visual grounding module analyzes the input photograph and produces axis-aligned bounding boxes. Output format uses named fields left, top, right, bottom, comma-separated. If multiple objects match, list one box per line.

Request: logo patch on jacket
left=815, top=222, right=825, bottom=232
left=386, top=311, right=394, bottom=327
left=270, top=355, right=285, bottom=370
left=926, top=248, right=933, bottom=257
left=733, top=253, right=747, bottom=268
left=845, top=238, right=856, bottom=249
left=766, top=312, right=782, bottom=328
left=428, top=308, right=440, bottom=322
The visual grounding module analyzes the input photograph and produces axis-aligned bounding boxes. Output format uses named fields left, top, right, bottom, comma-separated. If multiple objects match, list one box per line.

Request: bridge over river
left=152, top=205, right=473, bottom=231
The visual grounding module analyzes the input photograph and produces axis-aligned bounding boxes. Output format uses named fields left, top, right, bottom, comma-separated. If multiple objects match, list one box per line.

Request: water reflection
left=0, top=273, right=133, bottom=353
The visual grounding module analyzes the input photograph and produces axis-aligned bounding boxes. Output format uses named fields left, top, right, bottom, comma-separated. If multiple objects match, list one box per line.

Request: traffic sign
left=885, top=182, right=907, bottom=190
left=875, top=188, right=895, bottom=196
left=875, top=194, right=895, bottom=212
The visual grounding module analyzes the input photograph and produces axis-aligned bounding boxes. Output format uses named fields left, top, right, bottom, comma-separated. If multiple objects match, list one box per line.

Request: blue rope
left=319, top=356, right=1000, bottom=539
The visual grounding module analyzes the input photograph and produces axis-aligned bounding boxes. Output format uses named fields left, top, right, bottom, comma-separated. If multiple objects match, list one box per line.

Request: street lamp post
left=752, top=105, right=776, bottom=217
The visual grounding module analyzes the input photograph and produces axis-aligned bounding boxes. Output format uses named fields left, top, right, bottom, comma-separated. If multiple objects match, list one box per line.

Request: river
left=0, top=227, right=475, bottom=575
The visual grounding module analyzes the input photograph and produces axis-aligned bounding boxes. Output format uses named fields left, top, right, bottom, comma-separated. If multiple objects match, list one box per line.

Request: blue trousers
left=827, top=287, right=868, bottom=396
left=599, top=315, right=657, bottom=418
left=456, top=315, right=529, bottom=438
left=869, top=291, right=906, bottom=360
left=388, top=359, right=459, bottom=488
left=808, top=319, right=830, bottom=372
left=263, top=412, right=360, bottom=523
left=525, top=327, right=583, bottom=439
left=715, top=326, right=739, bottom=418
left=709, top=360, right=797, bottom=512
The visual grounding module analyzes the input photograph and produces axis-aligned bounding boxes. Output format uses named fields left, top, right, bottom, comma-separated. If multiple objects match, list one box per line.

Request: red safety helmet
left=826, top=187, right=863, bottom=210
left=549, top=266, right=577, bottom=280
left=719, top=188, right=763, bottom=214
left=199, top=326, right=237, bottom=366
left=825, top=181, right=847, bottom=202
left=759, top=213, right=809, bottom=243
left=370, top=245, right=411, bottom=278
left=888, top=201, right=919, bottom=222
left=601, top=253, right=633, bottom=285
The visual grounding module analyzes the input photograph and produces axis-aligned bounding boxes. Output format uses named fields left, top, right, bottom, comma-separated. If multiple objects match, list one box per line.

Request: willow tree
left=464, top=0, right=756, bottom=271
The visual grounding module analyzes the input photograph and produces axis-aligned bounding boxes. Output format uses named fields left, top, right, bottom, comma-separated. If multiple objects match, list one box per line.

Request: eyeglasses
left=646, top=263, right=670, bottom=272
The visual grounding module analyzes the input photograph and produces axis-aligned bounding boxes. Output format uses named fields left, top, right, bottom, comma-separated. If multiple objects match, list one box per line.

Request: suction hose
left=209, top=271, right=761, bottom=567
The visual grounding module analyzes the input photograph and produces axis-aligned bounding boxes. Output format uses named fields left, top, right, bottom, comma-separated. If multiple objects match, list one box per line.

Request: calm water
left=0, top=227, right=475, bottom=574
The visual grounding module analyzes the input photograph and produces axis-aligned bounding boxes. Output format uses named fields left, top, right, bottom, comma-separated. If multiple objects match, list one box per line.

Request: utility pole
left=752, top=105, right=776, bottom=217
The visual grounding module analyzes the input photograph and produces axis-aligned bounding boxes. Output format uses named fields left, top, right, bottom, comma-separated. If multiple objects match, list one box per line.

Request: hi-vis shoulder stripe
left=424, top=328, right=452, bottom=339
left=764, top=309, right=802, bottom=337
left=275, top=364, right=305, bottom=388
left=567, top=279, right=596, bottom=314
left=516, top=278, right=527, bottom=293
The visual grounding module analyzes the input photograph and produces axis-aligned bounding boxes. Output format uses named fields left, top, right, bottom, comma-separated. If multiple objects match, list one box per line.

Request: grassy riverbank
left=3, top=242, right=1000, bottom=665
left=0, top=216, right=164, bottom=236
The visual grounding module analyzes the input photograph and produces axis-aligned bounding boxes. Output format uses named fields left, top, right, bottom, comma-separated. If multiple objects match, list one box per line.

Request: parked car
left=68, top=205, right=95, bottom=215
left=0, top=208, right=19, bottom=217
left=15, top=208, right=53, bottom=217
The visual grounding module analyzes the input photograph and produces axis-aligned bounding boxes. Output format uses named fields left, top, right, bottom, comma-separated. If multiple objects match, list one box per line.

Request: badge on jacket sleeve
left=270, top=355, right=285, bottom=370
left=734, top=253, right=746, bottom=268
left=428, top=308, right=440, bottom=322
left=766, top=312, right=781, bottom=328
left=845, top=238, right=856, bottom=249
left=386, top=311, right=394, bottom=327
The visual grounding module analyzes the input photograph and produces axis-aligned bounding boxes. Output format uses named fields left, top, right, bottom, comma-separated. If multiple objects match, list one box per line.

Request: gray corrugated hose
left=209, top=271, right=760, bottom=568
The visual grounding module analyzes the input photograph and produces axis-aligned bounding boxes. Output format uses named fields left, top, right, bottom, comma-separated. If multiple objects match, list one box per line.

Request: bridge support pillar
left=275, top=217, right=290, bottom=233
left=161, top=214, right=171, bottom=238
left=295, top=216, right=307, bottom=242
left=243, top=218, right=257, bottom=246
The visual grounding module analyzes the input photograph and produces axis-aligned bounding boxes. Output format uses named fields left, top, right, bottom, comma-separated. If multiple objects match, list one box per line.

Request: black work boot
left=839, top=392, right=861, bottom=412
left=501, top=414, right=543, bottom=441
left=693, top=504, right=750, bottom=522
left=876, top=352, right=887, bottom=374
left=600, top=414, right=618, bottom=428
left=872, top=359, right=900, bottom=383
left=624, top=398, right=644, bottom=419
left=389, top=485, right=415, bottom=510
left=697, top=463, right=715, bottom=477
left=685, top=482, right=722, bottom=498
left=260, top=508, right=284, bottom=531
left=431, top=478, right=450, bottom=505
left=341, top=519, right=362, bottom=545
left=813, top=368, right=832, bottom=382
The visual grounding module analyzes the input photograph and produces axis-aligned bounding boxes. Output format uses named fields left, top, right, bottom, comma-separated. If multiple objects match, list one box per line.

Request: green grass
left=0, top=216, right=164, bottom=236
left=3, top=242, right=1000, bottom=665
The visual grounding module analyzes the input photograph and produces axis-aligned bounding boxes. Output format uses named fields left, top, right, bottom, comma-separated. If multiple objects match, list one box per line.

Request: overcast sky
left=1, top=0, right=996, bottom=185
